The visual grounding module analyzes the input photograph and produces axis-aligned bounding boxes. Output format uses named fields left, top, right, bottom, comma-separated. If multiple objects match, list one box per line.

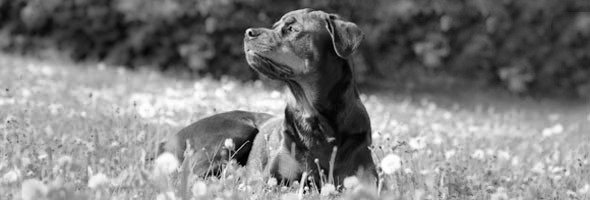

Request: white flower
left=550, top=166, right=566, bottom=174
left=380, top=154, right=402, bottom=174
left=156, top=191, right=177, bottom=200
left=578, top=183, right=590, bottom=195
left=408, top=136, right=427, bottom=150
left=154, top=152, right=180, bottom=176
left=511, top=156, right=520, bottom=166
left=2, top=169, right=21, bottom=183
left=471, top=149, right=485, bottom=161
left=320, top=184, right=337, bottom=196
left=497, top=150, right=511, bottom=161
left=403, top=168, right=413, bottom=174
left=224, top=138, right=235, bottom=150
left=343, top=176, right=359, bottom=189
left=21, top=89, right=31, bottom=97
left=542, top=124, right=564, bottom=137
left=414, top=189, right=426, bottom=200
left=431, top=134, right=443, bottom=145
left=57, top=155, right=73, bottom=168
left=88, top=173, right=110, bottom=189
left=486, top=149, right=495, bottom=156
left=281, top=193, right=298, bottom=200
left=137, top=104, right=157, bottom=118
left=238, top=183, right=252, bottom=191
left=444, top=150, right=456, bottom=160
left=191, top=181, right=208, bottom=196
left=531, top=162, right=545, bottom=174
left=490, top=187, right=509, bottom=200
left=21, top=179, right=48, bottom=200
left=270, top=90, right=281, bottom=98
left=267, top=177, right=278, bottom=187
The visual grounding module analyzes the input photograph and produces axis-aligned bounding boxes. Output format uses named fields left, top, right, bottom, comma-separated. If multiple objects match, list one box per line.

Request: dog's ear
left=325, top=14, right=364, bottom=58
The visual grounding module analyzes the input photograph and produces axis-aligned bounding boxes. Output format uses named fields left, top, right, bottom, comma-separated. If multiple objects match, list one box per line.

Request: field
left=1, top=54, right=589, bottom=200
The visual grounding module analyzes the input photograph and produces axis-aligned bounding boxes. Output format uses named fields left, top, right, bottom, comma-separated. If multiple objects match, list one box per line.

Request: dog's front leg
left=269, top=146, right=303, bottom=184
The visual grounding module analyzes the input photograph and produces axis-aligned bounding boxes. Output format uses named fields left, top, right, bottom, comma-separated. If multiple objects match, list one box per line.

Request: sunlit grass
left=1, top=54, right=589, bottom=200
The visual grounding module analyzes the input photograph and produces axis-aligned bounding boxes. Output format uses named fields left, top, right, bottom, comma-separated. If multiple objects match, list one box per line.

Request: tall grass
left=1, top=54, right=589, bottom=200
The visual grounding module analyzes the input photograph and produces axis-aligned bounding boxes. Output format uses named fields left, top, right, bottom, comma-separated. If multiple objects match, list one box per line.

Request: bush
left=0, top=0, right=589, bottom=97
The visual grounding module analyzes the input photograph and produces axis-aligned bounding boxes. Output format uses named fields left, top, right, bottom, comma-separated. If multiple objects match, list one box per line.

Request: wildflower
left=471, top=149, right=485, bottom=161
left=281, top=186, right=289, bottom=192
left=192, top=181, right=208, bottom=196
left=344, top=185, right=379, bottom=200
left=497, top=150, right=510, bottom=161
left=2, top=168, right=21, bottom=183
left=542, top=124, right=564, bottom=137
left=21, top=89, right=31, bottom=97
left=414, top=189, right=425, bottom=200
left=380, top=154, right=402, bottom=174
left=285, top=181, right=295, bottom=189
left=21, top=179, right=48, bottom=200
left=408, top=136, right=427, bottom=150
left=490, top=187, right=509, bottom=200
left=88, top=173, right=110, bottom=189
left=117, top=67, right=126, bottom=75
left=578, top=183, right=590, bottom=195
left=320, top=183, right=337, bottom=196
left=531, top=162, right=545, bottom=174
left=270, top=90, right=281, bottom=98
left=238, top=183, right=252, bottom=191
left=156, top=191, right=177, bottom=200
left=486, top=149, right=495, bottom=156
left=550, top=166, right=566, bottom=174
left=154, top=152, right=180, bottom=176
left=444, top=150, right=456, bottom=160
left=431, top=135, right=443, bottom=145
left=371, top=132, right=381, bottom=140
left=403, top=168, right=413, bottom=174
left=281, top=193, right=298, bottom=200
left=343, top=176, right=360, bottom=189
left=44, top=125, right=54, bottom=136
left=224, top=138, right=235, bottom=150
left=57, top=155, right=73, bottom=168
left=511, top=156, right=520, bottom=166
left=267, top=177, right=278, bottom=187
left=21, top=157, right=31, bottom=166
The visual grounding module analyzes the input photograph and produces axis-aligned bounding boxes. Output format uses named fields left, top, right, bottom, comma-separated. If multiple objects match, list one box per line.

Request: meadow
left=1, top=54, right=589, bottom=200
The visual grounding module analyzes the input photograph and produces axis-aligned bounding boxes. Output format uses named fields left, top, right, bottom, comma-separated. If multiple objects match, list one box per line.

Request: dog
left=160, top=8, right=376, bottom=187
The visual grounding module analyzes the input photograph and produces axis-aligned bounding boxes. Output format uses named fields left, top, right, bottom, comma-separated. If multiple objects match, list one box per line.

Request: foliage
left=0, top=0, right=589, bottom=96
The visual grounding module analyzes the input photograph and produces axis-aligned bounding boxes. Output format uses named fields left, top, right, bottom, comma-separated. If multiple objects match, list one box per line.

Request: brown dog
left=160, top=8, right=376, bottom=186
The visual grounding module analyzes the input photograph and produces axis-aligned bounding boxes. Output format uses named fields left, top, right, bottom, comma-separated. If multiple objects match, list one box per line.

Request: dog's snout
left=245, top=28, right=261, bottom=39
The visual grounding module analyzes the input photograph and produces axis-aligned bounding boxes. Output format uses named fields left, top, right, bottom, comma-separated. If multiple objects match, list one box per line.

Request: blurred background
left=1, top=0, right=589, bottom=98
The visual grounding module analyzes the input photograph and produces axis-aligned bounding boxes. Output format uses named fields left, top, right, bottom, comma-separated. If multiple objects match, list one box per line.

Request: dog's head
left=244, top=8, right=363, bottom=80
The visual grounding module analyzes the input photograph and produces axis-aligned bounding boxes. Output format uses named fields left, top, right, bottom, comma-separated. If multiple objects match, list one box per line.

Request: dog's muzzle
left=244, top=29, right=294, bottom=80
left=245, top=51, right=294, bottom=80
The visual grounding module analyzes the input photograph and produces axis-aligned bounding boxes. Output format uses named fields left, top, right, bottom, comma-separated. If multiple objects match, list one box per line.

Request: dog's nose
left=245, top=28, right=260, bottom=38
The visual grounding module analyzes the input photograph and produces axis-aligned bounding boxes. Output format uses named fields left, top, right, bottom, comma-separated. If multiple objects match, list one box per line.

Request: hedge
left=0, top=0, right=589, bottom=97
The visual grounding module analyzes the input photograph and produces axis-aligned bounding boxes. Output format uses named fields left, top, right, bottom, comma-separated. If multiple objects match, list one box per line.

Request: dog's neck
left=285, top=59, right=352, bottom=113
left=284, top=57, right=370, bottom=143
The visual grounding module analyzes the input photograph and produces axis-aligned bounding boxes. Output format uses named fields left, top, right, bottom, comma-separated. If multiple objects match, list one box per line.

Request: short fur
left=160, top=8, right=376, bottom=186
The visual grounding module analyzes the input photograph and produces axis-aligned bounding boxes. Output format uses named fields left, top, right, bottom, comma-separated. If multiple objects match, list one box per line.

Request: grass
left=1, top=54, right=589, bottom=200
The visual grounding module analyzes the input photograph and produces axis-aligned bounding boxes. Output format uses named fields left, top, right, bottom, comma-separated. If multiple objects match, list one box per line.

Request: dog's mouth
left=245, top=49, right=295, bottom=80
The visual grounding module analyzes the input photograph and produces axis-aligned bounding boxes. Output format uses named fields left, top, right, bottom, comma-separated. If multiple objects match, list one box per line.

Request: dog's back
left=159, top=110, right=274, bottom=175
